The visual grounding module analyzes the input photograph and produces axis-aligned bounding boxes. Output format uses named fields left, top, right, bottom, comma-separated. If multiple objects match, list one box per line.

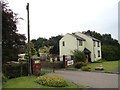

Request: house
left=18, top=54, right=25, bottom=62
left=59, top=32, right=102, bottom=62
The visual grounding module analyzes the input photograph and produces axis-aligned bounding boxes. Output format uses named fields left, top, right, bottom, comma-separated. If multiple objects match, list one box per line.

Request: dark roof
left=69, top=33, right=86, bottom=41
left=81, top=33, right=100, bottom=42
left=84, top=48, right=91, bottom=53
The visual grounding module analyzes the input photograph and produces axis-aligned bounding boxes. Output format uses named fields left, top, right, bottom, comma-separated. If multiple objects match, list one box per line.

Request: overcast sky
left=6, top=0, right=119, bottom=40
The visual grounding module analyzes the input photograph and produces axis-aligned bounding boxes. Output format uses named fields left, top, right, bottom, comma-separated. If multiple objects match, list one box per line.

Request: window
left=62, top=41, right=65, bottom=46
left=98, top=50, right=100, bottom=57
left=79, top=40, right=82, bottom=46
left=97, top=41, right=100, bottom=47
left=94, top=41, right=96, bottom=47
left=71, top=55, right=74, bottom=60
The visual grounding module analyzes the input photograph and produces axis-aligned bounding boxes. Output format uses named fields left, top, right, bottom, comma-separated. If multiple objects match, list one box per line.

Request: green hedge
left=3, top=63, right=28, bottom=78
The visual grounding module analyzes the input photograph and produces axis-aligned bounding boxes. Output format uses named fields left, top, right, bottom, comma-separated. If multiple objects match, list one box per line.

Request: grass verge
left=3, top=76, right=87, bottom=88
left=83, top=61, right=119, bottom=73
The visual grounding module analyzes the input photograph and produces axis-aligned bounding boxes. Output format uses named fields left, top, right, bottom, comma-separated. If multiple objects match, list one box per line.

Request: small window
left=71, top=55, right=74, bottom=60
left=79, top=40, right=82, bottom=46
left=97, top=41, right=100, bottom=47
left=94, top=41, right=96, bottom=47
left=98, top=50, right=100, bottom=57
left=62, top=41, right=65, bottom=46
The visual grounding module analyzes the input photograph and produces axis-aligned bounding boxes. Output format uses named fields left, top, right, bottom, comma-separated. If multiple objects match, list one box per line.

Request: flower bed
left=36, top=74, right=68, bottom=87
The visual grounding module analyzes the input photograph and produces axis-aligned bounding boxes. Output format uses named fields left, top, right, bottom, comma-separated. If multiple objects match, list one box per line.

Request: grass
left=83, top=61, right=119, bottom=73
left=3, top=75, right=87, bottom=88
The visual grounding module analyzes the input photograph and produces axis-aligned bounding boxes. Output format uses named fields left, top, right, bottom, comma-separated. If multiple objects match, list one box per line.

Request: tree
left=102, top=45, right=120, bottom=61
left=2, top=1, right=26, bottom=64
left=72, top=50, right=85, bottom=62
left=24, top=42, right=37, bottom=59
left=31, top=37, right=48, bottom=52
left=48, top=35, right=63, bottom=54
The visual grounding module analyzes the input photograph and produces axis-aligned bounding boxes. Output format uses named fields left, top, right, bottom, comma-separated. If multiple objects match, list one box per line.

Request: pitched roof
left=68, top=33, right=86, bottom=41
left=84, top=48, right=91, bottom=53
left=81, top=32, right=100, bottom=42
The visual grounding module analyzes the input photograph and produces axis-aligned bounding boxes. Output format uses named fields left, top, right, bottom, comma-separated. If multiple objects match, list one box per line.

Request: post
left=26, top=3, right=32, bottom=75
left=52, top=57, right=55, bottom=73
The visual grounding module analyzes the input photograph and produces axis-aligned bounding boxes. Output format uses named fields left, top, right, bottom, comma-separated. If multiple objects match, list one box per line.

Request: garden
left=2, top=74, right=87, bottom=88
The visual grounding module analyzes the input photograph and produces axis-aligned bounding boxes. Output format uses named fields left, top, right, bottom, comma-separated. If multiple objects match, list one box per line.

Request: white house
left=59, top=32, right=102, bottom=62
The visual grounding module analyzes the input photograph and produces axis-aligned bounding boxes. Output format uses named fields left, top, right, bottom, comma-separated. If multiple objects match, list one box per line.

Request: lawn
left=2, top=75, right=87, bottom=88
left=83, top=61, right=119, bottom=73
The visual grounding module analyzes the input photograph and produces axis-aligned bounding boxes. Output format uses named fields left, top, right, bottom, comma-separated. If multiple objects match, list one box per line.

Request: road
left=53, top=70, right=118, bottom=88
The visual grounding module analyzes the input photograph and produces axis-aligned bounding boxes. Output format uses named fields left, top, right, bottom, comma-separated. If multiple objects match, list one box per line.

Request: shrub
left=93, top=59, right=106, bottom=63
left=81, top=67, right=91, bottom=71
left=3, top=63, right=28, bottom=78
left=2, top=74, right=8, bottom=84
left=72, top=50, right=85, bottom=62
left=36, top=74, right=68, bottom=87
left=74, top=62, right=87, bottom=69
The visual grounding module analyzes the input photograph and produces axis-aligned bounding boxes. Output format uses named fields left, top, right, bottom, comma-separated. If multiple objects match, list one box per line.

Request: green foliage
left=2, top=74, right=8, bottom=84
left=93, top=59, right=106, bottom=63
left=74, top=62, right=87, bottom=69
left=3, top=76, right=86, bottom=88
left=31, top=37, right=48, bottom=52
left=48, top=35, right=63, bottom=54
left=72, top=50, right=85, bottom=62
left=3, top=63, right=28, bottom=78
left=102, top=45, right=120, bottom=61
left=2, top=1, right=26, bottom=64
left=36, top=74, right=68, bottom=87
left=81, top=67, right=91, bottom=71
left=25, top=42, right=37, bottom=59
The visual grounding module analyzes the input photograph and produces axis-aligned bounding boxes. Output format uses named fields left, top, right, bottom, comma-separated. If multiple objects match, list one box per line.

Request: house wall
left=59, top=34, right=77, bottom=61
left=59, top=33, right=85, bottom=61
left=93, top=41, right=102, bottom=61
left=59, top=32, right=102, bottom=62
left=75, top=32, right=95, bottom=62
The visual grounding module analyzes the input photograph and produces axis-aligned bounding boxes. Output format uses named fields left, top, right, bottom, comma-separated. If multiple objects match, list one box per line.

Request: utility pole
left=26, top=3, right=32, bottom=75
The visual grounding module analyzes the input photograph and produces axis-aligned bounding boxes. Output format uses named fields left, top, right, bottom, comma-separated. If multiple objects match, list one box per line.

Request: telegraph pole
left=26, top=3, right=32, bottom=75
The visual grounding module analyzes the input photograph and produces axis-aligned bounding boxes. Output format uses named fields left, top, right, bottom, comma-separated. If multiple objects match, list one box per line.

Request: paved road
left=53, top=70, right=118, bottom=88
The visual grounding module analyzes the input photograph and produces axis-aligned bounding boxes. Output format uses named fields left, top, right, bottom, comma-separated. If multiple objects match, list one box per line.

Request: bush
left=81, top=67, right=91, bottom=71
left=3, top=63, right=28, bottom=78
left=36, top=74, right=68, bottom=87
left=72, top=50, right=85, bottom=62
left=2, top=74, right=8, bottom=84
left=74, top=62, right=87, bottom=69
left=93, top=59, right=106, bottom=63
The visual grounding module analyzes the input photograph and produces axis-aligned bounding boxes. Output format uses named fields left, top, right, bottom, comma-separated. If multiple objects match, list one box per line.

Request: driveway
left=53, top=70, right=118, bottom=88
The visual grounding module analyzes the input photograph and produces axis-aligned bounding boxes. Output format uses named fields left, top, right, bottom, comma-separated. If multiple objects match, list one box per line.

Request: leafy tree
left=48, top=35, right=63, bottom=54
left=102, top=45, right=120, bottom=61
left=24, top=42, right=37, bottom=59
left=31, top=37, right=48, bottom=52
left=2, top=1, right=26, bottom=64
left=72, top=50, right=85, bottom=62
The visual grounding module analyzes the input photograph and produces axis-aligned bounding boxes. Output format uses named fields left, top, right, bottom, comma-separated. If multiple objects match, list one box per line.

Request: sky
left=5, top=0, right=119, bottom=40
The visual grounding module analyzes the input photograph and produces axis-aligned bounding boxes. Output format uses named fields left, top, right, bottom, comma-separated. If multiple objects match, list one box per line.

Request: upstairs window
left=79, top=40, right=82, bottom=46
left=97, top=41, right=100, bottom=47
left=62, top=41, right=65, bottom=46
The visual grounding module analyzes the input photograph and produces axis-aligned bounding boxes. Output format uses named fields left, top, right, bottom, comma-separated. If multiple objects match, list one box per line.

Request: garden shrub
left=93, top=59, right=106, bottom=63
left=2, top=74, right=8, bottom=84
left=3, top=63, right=28, bottom=78
left=74, top=62, right=87, bottom=69
left=36, top=74, right=68, bottom=87
left=81, top=67, right=91, bottom=71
